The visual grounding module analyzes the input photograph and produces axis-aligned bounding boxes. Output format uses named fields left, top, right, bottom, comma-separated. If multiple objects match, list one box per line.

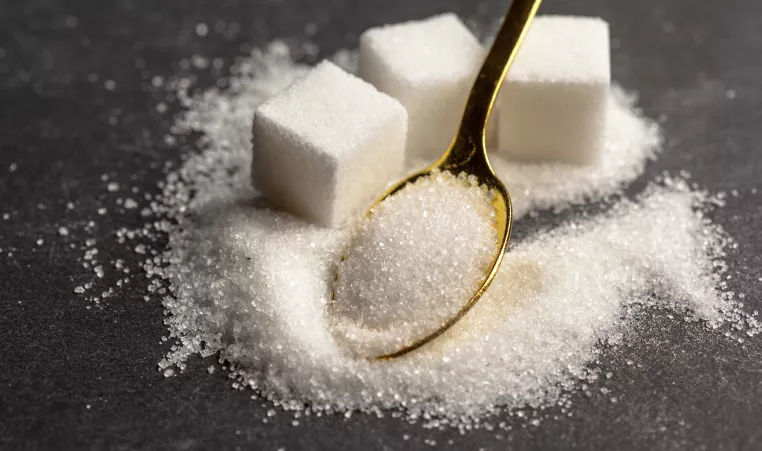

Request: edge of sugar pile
left=121, top=41, right=758, bottom=429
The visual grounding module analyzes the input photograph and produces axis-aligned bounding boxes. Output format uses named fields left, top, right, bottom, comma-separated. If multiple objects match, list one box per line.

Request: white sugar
left=497, top=16, right=610, bottom=165
left=332, top=171, right=497, bottom=357
left=508, top=16, right=610, bottom=84
left=359, top=13, right=485, bottom=161
left=491, top=86, right=661, bottom=218
left=131, top=42, right=757, bottom=429
left=252, top=60, right=407, bottom=228
left=158, top=175, right=744, bottom=424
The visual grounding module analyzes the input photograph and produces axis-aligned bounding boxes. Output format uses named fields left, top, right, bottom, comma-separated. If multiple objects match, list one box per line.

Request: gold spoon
left=334, top=0, right=542, bottom=360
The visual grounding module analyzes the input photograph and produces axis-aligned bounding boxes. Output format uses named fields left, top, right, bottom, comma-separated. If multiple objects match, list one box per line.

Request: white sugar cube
left=497, top=16, right=610, bottom=165
left=359, top=13, right=485, bottom=161
left=252, top=61, right=408, bottom=228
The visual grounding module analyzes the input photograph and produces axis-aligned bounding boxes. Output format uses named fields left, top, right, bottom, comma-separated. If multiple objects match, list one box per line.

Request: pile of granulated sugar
left=332, top=170, right=498, bottom=359
left=140, top=42, right=760, bottom=428
left=157, top=175, right=756, bottom=427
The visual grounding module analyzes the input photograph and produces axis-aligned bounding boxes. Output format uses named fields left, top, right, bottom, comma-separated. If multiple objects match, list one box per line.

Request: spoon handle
left=453, top=0, right=542, bottom=156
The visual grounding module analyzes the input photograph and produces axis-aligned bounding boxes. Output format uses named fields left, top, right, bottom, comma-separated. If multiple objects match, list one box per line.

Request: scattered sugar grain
left=192, top=55, right=209, bottom=70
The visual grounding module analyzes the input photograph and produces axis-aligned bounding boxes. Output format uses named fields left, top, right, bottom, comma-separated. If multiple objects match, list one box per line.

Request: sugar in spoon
left=333, top=0, right=542, bottom=360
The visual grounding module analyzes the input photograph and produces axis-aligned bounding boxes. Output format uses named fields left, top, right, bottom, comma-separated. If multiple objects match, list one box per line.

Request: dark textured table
left=1, top=0, right=761, bottom=449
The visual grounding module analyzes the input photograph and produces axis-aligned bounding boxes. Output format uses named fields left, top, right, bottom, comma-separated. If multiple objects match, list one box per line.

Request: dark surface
left=1, top=0, right=762, bottom=450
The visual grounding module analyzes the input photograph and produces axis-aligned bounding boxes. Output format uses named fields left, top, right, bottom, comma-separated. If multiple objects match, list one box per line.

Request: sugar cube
left=359, top=13, right=485, bottom=162
left=497, top=16, right=610, bottom=165
left=251, top=60, right=408, bottom=228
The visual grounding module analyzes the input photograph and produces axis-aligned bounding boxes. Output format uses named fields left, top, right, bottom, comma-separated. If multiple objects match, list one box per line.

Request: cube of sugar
left=497, top=16, right=610, bottom=165
left=252, top=61, right=408, bottom=228
left=359, top=13, right=485, bottom=161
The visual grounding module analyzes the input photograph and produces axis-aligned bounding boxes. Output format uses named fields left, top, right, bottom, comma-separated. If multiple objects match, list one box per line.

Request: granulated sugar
left=125, top=42, right=759, bottom=429
left=157, top=175, right=752, bottom=427
left=332, top=170, right=497, bottom=358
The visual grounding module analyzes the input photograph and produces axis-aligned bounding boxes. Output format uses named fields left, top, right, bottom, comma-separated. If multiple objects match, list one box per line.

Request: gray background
left=1, top=0, right=761, bottom=449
